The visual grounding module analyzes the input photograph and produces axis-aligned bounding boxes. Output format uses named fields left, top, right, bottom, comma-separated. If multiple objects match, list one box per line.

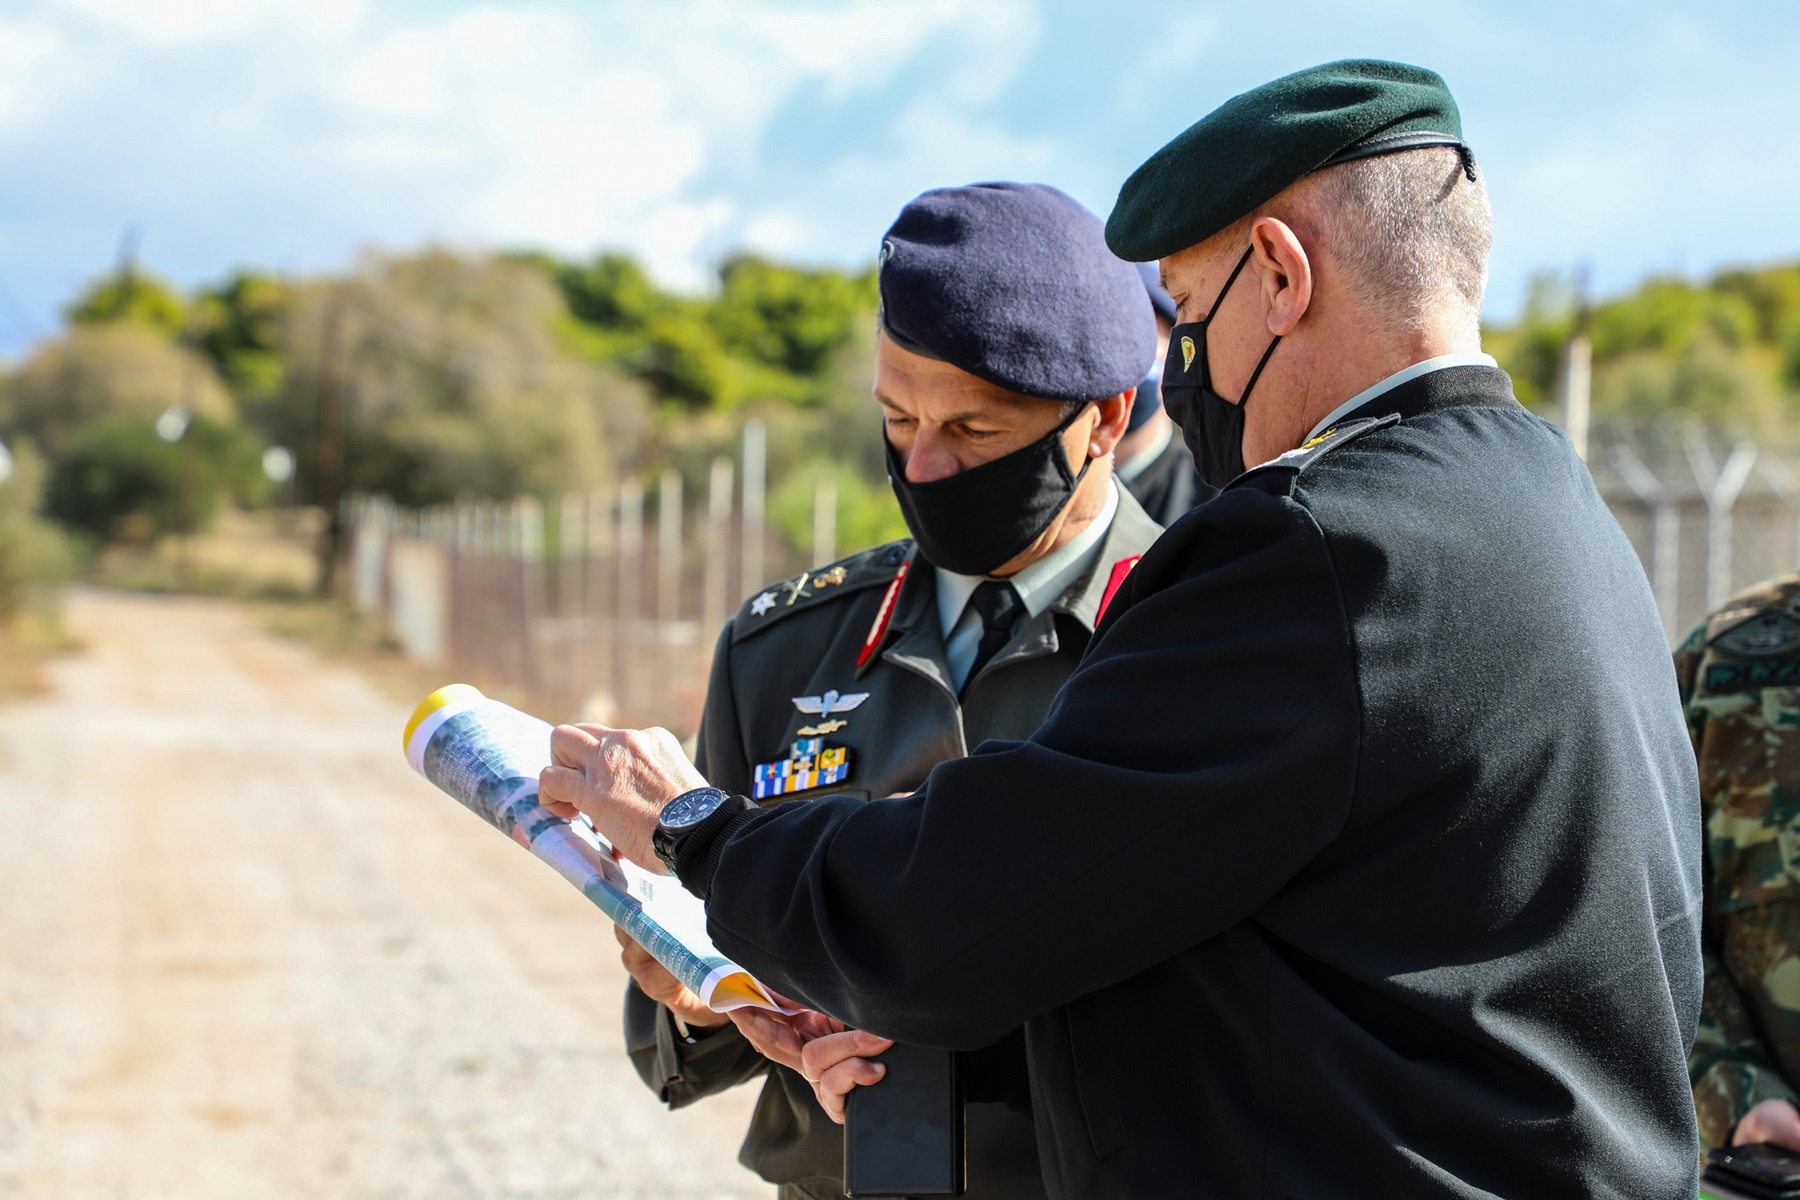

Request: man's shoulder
left=1228, top=414, right=1402, bottom=500
left=728, top=540, right=914, bottom=647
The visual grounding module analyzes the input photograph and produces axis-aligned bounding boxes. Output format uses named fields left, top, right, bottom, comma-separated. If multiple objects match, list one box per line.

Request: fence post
left=1559, top=294, right=1593, bottom=462
left=705, top=456, right=734, bottom=646
left=741, top=419, right=766, bottom=599
left=614, top=478, right=644, bottom=716
left=1758, top=457, right=1800, bottom=578
left=1688, top=435, right=1758, bottom=610
left=813, top=476, right=837, bottom=568
left=516, top=496, right=544, bottom=695
left=1611, top=445, right=1680, bottom=640
left=659, top=468, right=683, bottom=633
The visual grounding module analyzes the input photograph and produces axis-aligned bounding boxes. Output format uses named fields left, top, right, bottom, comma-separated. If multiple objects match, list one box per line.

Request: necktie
left=961, top=580, right=1022, bottom=698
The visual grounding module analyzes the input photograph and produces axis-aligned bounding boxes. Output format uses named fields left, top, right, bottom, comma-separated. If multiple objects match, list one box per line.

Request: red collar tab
left=1096, top=554, right=1141, bottom=625
left=856, top=562, right=910, bottom=667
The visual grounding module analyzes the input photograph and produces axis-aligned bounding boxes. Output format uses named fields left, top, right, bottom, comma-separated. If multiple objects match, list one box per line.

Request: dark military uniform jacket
left=624, top=490, right=1163, bottom=1199
left=1676, top=574, right=1800, bottom=1148
left=1119, top=427, right=1215, bottom=527
left=686, top=367, right=1704, bottom=1199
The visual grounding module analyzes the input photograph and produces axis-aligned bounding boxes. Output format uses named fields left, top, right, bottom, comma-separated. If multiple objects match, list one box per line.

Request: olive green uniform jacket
left=1678, top=572, right=1800, bottom=1148
left=624, top=490, right=1163, bottom=1200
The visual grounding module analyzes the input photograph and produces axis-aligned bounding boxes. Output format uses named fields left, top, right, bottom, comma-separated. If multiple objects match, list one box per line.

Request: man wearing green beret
left=544, top=60, right=1703, bottom=1198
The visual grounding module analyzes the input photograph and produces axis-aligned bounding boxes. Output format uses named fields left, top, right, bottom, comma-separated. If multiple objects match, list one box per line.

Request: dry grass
left=256, top=596, right=561, bottom=722
left=0, top=604, right=80, bottom=706
left=89, top=508, right=323, bottom=599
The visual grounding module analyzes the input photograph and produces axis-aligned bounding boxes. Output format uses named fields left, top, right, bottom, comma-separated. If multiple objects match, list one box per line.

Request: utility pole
left=315, top=298, right=346, bottom=597
left=658, top=468, right=683, bottom=631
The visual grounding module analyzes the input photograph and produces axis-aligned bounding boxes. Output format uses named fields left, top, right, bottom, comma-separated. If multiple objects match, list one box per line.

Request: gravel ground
left=0, top=589, right=769, bottom=1200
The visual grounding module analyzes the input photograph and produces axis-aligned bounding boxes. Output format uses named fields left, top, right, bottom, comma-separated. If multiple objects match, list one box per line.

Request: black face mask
left=1160, top=246, right=1282, bottom=488
left=886, top=403, right=1093, bottom=575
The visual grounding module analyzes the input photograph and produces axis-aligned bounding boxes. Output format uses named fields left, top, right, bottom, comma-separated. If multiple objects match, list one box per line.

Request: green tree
left=66, top=268, right=187, bottom=339
left=273, top=249, right=649, bottom=508
left=712, top=255, right=878, bottom=376
left=554, top=252, right=664, bottom=330
left=1490, top=261, right=1800, bottom=432
left=190, top=271, right=291, bottom=402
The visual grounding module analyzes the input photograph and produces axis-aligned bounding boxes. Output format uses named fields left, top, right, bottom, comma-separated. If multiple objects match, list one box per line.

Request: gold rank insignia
left=812, top=566, right=849, bottom=590
left=753, top=735, right=853, bottom=800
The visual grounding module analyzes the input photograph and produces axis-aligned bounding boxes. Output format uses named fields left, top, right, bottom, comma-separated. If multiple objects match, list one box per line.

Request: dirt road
left=0, top=590, right=767, bottom=1199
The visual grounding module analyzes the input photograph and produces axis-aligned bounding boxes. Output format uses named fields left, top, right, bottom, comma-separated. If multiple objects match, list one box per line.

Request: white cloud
left=0, top=17, right=87, bottom=138
left=0, top=0, right=1055, bottom=325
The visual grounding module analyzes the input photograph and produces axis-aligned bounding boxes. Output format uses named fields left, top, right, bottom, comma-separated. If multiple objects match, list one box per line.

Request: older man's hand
left=537, top=723, right=706, bottom=873
left=729, top=1005, right=894, bottom=1124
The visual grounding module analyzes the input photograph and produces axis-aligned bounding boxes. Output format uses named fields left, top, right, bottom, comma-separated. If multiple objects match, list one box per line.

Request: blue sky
left=0, top=0, right=1796, bottom=356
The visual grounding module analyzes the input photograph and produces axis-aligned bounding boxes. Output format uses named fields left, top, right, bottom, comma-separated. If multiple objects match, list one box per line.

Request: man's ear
left=1087, top=391, right=1133, bottom=458
left=1249, top=216, right=1313, bottom=337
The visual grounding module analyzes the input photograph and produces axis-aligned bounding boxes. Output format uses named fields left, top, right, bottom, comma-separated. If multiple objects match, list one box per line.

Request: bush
left=767, top=457, right=908, bottom=561
left=0, top=439, right=72, bottom=619
left=7, top=324, right=237, bottom=458
left=45, top=414, right=263, bottom=541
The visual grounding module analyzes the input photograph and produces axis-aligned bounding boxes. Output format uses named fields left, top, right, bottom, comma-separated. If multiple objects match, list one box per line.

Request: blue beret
left=1107, top=59, right=1471, bottom=262
left=879, top=182, right=1156, bottom=403
left=1136, top=261, right=1177, bottom=323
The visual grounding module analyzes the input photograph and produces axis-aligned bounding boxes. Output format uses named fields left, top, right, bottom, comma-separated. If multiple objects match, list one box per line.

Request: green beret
left=1105, top=59, right=1472, bottom=262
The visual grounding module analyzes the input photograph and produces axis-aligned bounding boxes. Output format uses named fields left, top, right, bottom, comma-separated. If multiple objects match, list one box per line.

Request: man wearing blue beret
left=607, top=181, right=1164, bottom=1199
left=547, top=61, right=1703, bottom=1198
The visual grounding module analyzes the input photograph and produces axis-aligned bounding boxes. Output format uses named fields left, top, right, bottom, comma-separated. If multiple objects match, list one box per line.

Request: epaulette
left=730, top=539, right=914, bottom=645
left=1232, top=414, right=1400, bottom=494
left=1704, top=572, right=1800, bottom=658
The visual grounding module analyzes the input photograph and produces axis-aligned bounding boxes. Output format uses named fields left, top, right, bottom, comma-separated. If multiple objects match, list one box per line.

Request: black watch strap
left=659, top=792, right=758, bottom=897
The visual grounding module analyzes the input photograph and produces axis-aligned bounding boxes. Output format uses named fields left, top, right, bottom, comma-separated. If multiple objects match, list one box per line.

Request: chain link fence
left=1594, top=432, right=1800, bottom=642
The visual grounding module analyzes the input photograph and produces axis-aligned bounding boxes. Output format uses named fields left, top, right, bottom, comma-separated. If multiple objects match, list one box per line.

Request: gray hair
left=1245, top=147, right=1493, bottom=341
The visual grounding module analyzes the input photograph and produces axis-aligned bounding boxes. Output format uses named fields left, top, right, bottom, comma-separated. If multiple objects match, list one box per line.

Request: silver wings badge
left=791, top=689, right=871, bottom=719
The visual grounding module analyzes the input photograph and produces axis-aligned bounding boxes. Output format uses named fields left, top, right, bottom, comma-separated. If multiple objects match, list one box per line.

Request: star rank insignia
left=751, top=591, right=777, bottom=616
left=753, top=735, right=853, bottom=800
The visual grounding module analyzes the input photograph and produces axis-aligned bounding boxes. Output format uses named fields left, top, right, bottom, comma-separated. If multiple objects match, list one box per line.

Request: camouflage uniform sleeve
left=1691, top=940, right=1800, bottom=1148
left=620, top=618, right=771, bottom=1106
left=1673, top=621, right=1708, bottom=743
left=1678, top=617, right=1800, bottom=1146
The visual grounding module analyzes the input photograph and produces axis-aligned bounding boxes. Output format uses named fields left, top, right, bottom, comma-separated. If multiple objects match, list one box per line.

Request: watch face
left=660, top=787, right=726, bottom=831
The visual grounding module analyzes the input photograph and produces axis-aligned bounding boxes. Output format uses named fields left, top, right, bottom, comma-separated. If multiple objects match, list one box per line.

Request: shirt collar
left=935, top=480, right=1120, bottom=639
left=1303, top=352, right=1499, bottom=444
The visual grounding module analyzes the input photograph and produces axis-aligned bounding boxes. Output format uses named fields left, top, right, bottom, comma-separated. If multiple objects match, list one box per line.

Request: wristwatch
left=652, top=786, right=736, bottom=878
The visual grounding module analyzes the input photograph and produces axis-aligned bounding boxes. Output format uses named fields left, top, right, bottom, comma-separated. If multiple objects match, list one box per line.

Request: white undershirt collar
left=1303, top=352, right=1498, bottom=444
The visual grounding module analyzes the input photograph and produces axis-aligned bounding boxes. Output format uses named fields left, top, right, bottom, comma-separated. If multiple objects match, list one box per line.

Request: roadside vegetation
left=0, top=244, right=1796, bottom=655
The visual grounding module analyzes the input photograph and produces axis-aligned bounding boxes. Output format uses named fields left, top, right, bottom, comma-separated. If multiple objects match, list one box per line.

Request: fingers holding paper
left=729, top=1002, right=845, bottom=1074
left=538, top=722, right=706, bottom=872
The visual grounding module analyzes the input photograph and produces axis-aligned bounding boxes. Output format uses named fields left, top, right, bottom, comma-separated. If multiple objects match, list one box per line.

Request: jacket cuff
left=674, top=798, right=760, bottom=901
